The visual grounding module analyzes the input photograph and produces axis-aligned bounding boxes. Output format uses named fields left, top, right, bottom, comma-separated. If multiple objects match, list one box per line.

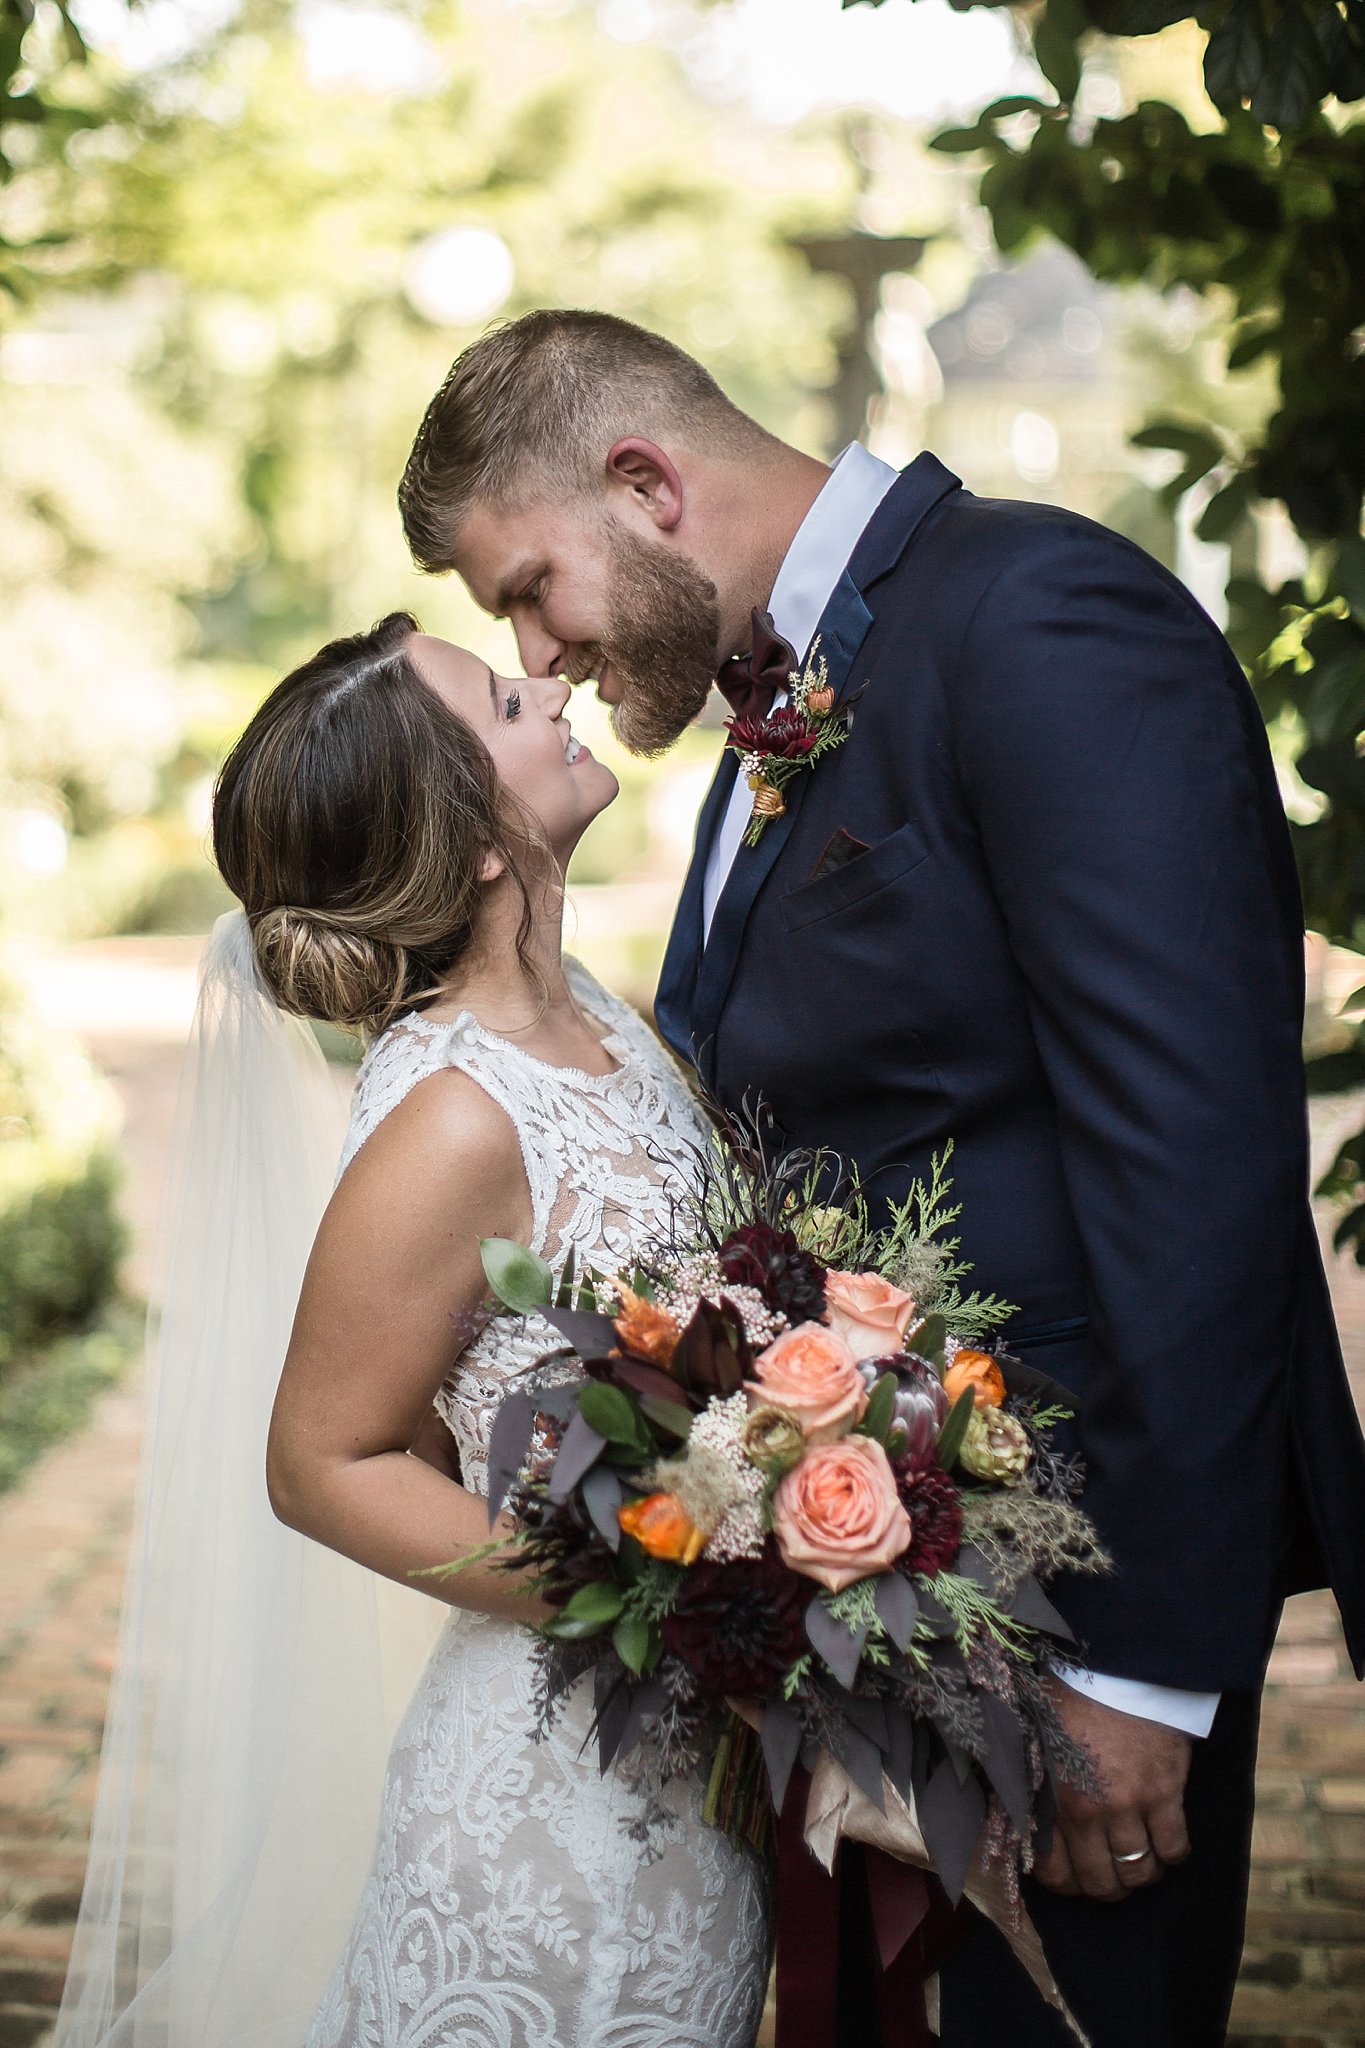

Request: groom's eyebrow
left=493, top=561, right=538, bottom=614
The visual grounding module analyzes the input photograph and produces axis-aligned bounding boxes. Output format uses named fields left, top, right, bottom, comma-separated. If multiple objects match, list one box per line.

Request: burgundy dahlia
left=894, top=1459, right=964, bottom=1577
left=719, top=1222, right=826, bottom=1323
left=661, top=1545, right=808, bottom=1696
left=726, top=708, right=819, bottom=759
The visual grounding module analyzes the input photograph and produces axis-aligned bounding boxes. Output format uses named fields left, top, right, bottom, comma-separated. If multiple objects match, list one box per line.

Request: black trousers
left=935, top=1689, right=1262, bottom=2047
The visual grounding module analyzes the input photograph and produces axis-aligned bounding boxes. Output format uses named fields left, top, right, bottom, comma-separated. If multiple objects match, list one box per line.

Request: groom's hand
left=1034, top=1679, right=1193, bottom=1902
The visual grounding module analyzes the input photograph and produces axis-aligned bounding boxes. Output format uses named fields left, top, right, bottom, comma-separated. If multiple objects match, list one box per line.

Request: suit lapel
left=683, top=452, right=961, bottom=1089
left=687, top=567, right=875, bottom=1082
left=654, top=742, right=738, bottom=1063
left=657, top=451, right=965, bottom=1079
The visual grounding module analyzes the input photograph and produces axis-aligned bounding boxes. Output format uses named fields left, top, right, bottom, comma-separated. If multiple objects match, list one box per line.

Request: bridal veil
left=54, top=911, right=440, bottom=2048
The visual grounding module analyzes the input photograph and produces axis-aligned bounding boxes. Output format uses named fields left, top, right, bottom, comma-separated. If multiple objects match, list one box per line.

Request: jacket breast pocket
left=780, top=821, right=930, bottom=934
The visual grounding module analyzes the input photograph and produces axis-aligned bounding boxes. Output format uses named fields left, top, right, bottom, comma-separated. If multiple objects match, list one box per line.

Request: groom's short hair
left=399, top=308, right=770, bottom=573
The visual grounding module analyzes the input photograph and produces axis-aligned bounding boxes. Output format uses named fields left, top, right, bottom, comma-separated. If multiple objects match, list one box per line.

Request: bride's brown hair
left=213, top=611, right=537, bottom=1037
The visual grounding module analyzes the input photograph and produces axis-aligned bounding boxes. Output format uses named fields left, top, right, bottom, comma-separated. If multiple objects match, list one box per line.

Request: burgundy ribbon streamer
left=774, top=1766, right=973, bottom=2048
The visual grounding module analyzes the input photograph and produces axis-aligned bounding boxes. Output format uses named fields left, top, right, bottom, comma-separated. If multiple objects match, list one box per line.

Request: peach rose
left=824, top=1270, right=917, bottom=1361
left=943, top=1348, right=1006, bottom=1410
left=772, top=1435, right=913, bottom=1592
left=745, top=1322, right=867, bottom=1444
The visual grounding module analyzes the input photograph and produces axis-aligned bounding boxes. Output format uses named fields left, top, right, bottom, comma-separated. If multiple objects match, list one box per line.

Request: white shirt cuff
left=1053, top=1664, right=1220, bottom=1739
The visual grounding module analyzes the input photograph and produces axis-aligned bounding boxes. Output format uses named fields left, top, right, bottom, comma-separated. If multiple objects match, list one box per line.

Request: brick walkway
left=1, top=989, right=1364, bottom=2043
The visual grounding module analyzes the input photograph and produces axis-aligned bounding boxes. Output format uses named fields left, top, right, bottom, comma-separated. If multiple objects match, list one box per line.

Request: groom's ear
left=604, top=439, right=684, bottom=533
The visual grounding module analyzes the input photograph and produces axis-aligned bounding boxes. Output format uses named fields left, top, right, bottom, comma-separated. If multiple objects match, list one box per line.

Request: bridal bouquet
left=463, top=1126, right=1106, bottom=2038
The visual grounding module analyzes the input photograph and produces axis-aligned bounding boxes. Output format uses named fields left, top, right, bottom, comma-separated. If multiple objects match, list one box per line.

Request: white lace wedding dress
left=303, top=959, right=773, bottom=2048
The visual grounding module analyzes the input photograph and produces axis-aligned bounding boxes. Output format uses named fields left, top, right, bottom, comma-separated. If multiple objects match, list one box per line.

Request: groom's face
left=455, top=497, right=721, bottom=759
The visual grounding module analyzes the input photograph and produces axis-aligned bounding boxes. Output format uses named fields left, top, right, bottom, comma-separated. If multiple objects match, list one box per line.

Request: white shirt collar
left=766, top=440, right=899, bottom=664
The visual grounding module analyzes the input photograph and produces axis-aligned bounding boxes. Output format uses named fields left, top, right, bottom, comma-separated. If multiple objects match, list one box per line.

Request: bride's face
left=407, top=634, right=617, bottom=865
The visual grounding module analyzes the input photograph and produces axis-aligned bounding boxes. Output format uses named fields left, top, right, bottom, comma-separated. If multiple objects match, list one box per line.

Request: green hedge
left=0, top=1147, right=127, bottom=1372
left=0, top=1301, right=139, bottom=1496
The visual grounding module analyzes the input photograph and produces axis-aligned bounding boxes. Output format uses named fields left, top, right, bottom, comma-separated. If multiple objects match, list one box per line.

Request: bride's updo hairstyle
left=213, top=610, right=536, bottom=1037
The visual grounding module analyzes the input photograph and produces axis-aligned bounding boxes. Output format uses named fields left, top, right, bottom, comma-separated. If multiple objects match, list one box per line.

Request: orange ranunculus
left=613, top=1288, right=682, bottom=1370
left=824, top=1270, right=918, bottom=1362
left=771, top=1435, right=912, bottom=1593
left=746, top=1322, right=868, bottom=1444
left=618, top=1491, right=706, bottom=1565
left=943, top=1348, right=1007, bottom=1410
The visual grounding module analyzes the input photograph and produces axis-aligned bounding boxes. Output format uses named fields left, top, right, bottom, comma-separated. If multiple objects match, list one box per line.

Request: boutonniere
left=724, top=639, right=849, bottom=847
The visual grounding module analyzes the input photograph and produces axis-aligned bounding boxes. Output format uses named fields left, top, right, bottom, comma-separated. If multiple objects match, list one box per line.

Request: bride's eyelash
left=505, top=688, right=522, bottom=721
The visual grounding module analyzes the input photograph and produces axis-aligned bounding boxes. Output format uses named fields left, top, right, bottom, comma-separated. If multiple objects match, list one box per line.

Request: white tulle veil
left=55, top=911, right=441, bottom=2048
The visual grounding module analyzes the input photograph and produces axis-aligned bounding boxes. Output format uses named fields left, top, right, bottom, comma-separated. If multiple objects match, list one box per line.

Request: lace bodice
left=337, top=958, right=712, bottom=1495
left=313, top=963, right=772, bottom=2048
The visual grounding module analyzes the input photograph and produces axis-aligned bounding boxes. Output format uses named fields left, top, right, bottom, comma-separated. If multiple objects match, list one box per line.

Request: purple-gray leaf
left=580, top=1465, right=624, bottom=1550
left=761, top=1698, right=804, bottom=1815
left=976, top=1688, right=1032, bottom=1836
left=1010, top=1574, right=1076, bottom=1643
left=485, top=1390, right=538, bottom=1526
left=548, top=1410, right=608, bottom=1502
left=917, top=1758, right=986, bottom=1905
left=875, top=1572, right=919, bottom=1652
left=544, top=1306, right=620, bottom=1358
left=804, top=1595, right=868, bottom=1692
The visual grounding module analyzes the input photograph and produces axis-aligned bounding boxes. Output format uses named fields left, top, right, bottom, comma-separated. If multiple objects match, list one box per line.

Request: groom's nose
left=514, top=618, right=566, bottom=679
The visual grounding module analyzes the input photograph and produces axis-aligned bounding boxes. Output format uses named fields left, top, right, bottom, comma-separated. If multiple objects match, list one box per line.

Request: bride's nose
left=531, top=674, right=572, bottom=719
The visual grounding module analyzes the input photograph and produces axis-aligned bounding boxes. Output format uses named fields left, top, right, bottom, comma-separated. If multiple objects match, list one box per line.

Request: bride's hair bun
left=212, top=611, right=540, bottom=1040
left=249, top=906, right=409, bottom=1036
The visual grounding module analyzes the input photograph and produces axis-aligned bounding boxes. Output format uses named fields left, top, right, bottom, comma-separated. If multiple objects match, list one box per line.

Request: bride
left=54, top=611, right=772, bottom=2048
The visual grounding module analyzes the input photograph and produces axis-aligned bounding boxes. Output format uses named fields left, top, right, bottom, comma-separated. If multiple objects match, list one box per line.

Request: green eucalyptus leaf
left=860, top=1372, right=898, bottom=1445
left=638, top=1394, right=694, bottom=1439
left=480, top=1237, right=553, bottom=1314
left=579, top=1379, right=649, bottom=1448
left=560, top=1580, right=625, bottom=1626
left=936, top=1387, right=977, bottom=1472
left=612, top=1612, right=657, bottom=1676
left=543, top=1612, right=613, bottom=1642
left=906, top=1313, right=947, bottom=1369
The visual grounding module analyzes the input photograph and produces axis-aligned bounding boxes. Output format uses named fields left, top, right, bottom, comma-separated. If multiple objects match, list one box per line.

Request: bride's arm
left=266, top=1066, right=551, bottom=1622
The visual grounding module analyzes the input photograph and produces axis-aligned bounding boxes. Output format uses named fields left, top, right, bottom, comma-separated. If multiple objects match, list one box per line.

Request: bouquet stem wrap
left=773, top=1731, right=1092, bottom=2047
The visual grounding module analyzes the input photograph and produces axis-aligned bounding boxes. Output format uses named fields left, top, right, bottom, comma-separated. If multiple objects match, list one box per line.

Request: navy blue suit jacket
left=656, top=454, right=1365, bottom=1693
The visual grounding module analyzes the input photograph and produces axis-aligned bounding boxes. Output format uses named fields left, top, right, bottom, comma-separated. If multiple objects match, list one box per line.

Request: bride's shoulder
left=337, top=1015, right=518, bottom=1192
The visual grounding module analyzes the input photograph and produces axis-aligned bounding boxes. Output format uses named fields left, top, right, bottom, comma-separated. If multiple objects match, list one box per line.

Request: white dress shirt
left=700, top=439, right=1219, bottom=1741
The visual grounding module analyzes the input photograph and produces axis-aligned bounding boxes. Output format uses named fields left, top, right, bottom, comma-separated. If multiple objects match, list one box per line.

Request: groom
left=398, top=309, right=1365, bottom=2045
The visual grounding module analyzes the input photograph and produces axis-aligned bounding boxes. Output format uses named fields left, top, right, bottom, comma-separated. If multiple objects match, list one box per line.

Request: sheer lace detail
left=337, top=958, right=711, bottom=1499
left=308, top=961, right=772, bottom=2047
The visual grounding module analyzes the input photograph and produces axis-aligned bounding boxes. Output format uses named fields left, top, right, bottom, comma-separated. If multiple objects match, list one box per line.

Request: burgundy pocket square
left=809, top=828, right=870, bottom=885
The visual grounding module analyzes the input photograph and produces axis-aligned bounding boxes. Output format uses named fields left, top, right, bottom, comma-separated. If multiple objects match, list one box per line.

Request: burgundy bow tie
left=716, top=608, right=798, bottom=722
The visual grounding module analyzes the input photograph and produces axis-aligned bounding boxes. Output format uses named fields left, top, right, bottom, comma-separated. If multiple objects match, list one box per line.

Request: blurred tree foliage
left=0, top=0, right=112, bottom=310
left=857, top=0, right=1365, bottom=1251
left=0, top=0, right=845, bottom=936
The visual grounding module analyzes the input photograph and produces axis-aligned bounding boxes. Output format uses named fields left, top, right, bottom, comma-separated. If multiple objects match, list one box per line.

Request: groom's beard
left=568, top=525, right=720, bottom=759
